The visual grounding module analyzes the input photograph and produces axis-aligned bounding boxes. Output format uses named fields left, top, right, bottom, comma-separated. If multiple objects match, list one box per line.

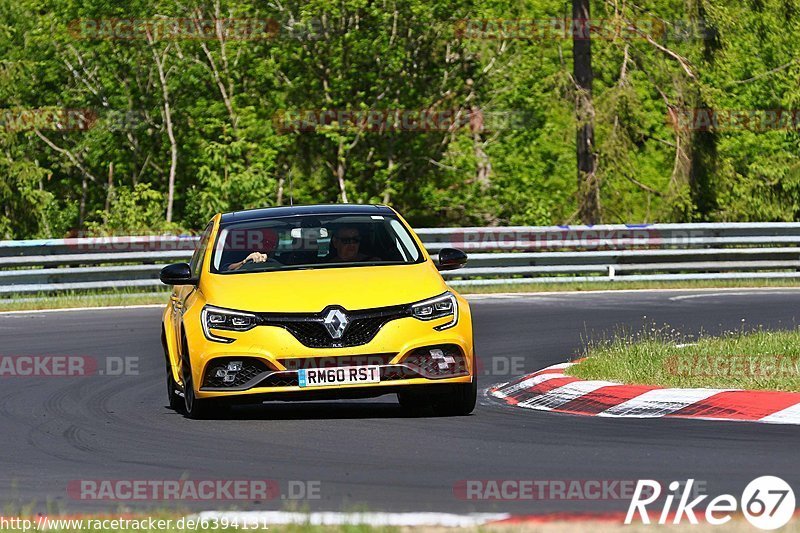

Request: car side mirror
left=437, top=248, right=468, bottom=271
left=159, top=263, right=196, bottom=285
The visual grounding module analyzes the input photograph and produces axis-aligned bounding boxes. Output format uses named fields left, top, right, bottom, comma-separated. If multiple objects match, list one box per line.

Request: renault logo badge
left=323, top=308, right=349, bottom=339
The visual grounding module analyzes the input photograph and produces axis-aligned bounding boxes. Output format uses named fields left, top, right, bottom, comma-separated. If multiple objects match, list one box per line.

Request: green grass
left=568, top=326, right=800, bottom=392
left=0, top=290, right=170, bottom=312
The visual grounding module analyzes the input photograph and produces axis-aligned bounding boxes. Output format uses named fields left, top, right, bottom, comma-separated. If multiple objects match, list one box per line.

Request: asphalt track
left=1, top=289, right=799, bottom=515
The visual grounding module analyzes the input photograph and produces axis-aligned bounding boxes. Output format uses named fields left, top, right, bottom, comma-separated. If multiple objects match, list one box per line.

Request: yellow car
left=160, top=204, right=475, bottom=418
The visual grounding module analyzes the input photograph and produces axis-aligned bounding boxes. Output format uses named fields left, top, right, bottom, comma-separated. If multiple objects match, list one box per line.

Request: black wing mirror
left=437, top=248, right=468, bottom=271
left=159, top=263, right=196, bottom=285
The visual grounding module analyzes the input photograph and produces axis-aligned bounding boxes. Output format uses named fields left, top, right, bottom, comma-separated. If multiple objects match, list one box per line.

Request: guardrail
left=2, top=223, right=800, bottom=294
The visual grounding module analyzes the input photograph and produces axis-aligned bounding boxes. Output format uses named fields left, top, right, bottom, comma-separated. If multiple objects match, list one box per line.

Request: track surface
left=1, top=289, right=799, bottom=514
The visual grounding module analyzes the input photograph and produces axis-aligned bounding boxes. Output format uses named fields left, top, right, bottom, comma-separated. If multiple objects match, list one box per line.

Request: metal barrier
left=2, top=223, right=800, bottom=294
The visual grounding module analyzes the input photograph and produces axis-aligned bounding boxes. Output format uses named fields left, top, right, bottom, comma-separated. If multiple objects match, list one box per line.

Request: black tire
left=431, top=379, right=477, bottom=416
left=397, top=390, right=431, bottom=413
left=181, top=332, right=226, bottom=420
left=162, top=330, right=184, bottom=412
left=398, top=379, right=477, bottom=416
left=166, top=359, right=184, bottom=412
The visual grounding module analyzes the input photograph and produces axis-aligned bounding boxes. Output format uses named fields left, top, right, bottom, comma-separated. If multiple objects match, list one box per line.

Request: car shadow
left=165, top=400, right=475, bottom=420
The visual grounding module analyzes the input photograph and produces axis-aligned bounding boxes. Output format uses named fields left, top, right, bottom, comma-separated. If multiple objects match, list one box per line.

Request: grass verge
left=568, top=326, right=800, bottom=392
left=0, top=290, right=170, bottom=312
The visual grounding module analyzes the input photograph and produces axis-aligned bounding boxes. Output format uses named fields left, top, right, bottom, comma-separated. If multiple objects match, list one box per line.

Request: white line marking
left=518, top=380, right=617, bottom=409
left=758, top=402, right=800, bottom=425
left=194, top=511, right=511, bottom=528
left=669, top=290, right=800, bottom=301
left=0, top=304, right=164, bottom=315
left=465, top=287, right=800, bottom=301
left=599, top=388, right=730, bottom=418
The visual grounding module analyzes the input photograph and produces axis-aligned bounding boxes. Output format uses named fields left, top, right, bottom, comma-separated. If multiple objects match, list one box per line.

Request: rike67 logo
left=626, top=477, right=796, bottom=530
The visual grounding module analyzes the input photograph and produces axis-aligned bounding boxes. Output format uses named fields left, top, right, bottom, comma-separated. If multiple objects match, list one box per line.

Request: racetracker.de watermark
left=67, top=479, right=321, bottom=501
left=454, top=479, right=706, bottom=501
left=273, top=108, right=530, bottom=133
left=456, top=18, right=714, bottom=41
left=1, top=108, right=96, bottom=132
left=2, top=108, right=150, bottom=133
left=0, top=356, right=138, bottom=377
left=668, top=109, right=800, bottom=132
left=63, top=232, right=200, bottom=252
left=448, top=227, right=670, bottom=251
left=67, top=17, right=324, bottom=41
left=665, top=355, right=800, bottom=378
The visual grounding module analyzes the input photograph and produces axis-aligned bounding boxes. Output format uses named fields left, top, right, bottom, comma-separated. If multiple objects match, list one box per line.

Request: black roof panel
left=219, top=204, right=394, bottom=224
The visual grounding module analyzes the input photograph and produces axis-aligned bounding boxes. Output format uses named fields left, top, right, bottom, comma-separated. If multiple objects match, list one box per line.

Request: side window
left=190, top=222, right=213, bottom=279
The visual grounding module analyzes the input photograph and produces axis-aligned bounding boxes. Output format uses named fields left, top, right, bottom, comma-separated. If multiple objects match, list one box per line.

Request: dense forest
left=1, top=0, right=799, bottom=238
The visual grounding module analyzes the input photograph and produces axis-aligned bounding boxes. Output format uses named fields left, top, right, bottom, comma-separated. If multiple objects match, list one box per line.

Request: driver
left=328, top=226, right=376, bottom=262
left=224, top=227, right=278, bottom=271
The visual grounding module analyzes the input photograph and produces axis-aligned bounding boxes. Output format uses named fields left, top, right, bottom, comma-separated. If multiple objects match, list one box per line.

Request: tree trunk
left=79, top=176, right=87, bottom=227
left=382, top=154, right=395, bottom=205
left=471, top=108, right=491, bottom=190
left=148, top=37, right=177, bottom=223
left=688, top=5, right=718, bottom=221
left=573, top=0, right=600, bottom=224
left=689, top=101, right=718, bottom=220
left=336, top=140, right=348, bottom=203
left=104, top=162, right=114, bottom=216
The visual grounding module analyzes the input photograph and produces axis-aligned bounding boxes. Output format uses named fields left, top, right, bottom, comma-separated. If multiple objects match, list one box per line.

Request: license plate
left=298, top=365, right=381, bottom=388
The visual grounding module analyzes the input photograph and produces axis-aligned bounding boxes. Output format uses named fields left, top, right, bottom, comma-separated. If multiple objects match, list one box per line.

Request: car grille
left=202, top=357, right=274, bottom=388
left=401, top=344, right=468, bottom=378
left=278, top=353, right=396, bottom=370
left=256, top=372, right=299, bottom=388
left=257, top=304, right=410, bottom=348
left=381, top=367, right=420, bottom=381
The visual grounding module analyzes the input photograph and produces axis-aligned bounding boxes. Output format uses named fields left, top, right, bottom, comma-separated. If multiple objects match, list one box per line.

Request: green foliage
left=1, top=0, right=800, bottom=236
left=85, top=183, right=181, bottom=234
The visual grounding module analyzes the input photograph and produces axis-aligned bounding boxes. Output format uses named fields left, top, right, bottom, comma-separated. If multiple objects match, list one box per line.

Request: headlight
left=411, top=292, right=458, bottom=330
left=202, top=305, right=257, bottom=343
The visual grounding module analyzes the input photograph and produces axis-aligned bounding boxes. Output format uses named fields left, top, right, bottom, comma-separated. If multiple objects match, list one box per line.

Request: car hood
left=200, top=261, right=448, bottom=313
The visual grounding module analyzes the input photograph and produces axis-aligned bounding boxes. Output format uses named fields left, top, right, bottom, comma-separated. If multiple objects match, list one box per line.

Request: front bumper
left=183, top=305, right=474, bottom=400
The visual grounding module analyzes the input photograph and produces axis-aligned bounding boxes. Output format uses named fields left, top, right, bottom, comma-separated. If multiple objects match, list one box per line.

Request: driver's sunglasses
left=339, top=237, right=361, bottom=244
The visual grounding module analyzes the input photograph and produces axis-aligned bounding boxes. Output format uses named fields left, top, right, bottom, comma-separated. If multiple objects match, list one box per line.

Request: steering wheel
left=238, top=256, right=283, bottom=270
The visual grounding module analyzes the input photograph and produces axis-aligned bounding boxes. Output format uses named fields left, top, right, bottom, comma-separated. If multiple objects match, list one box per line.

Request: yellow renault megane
left=160, top=204, right=475, bottom=418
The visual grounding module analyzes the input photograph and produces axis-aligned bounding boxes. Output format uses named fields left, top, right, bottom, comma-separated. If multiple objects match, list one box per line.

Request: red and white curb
left=490, top=362, right=800, bottom=425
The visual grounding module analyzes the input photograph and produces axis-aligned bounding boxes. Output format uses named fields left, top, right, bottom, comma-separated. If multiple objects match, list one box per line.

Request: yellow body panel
left=161, top=207, right=474, bottom=402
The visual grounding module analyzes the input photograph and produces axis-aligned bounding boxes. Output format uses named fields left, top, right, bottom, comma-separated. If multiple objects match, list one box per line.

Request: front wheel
left=166, top=359, right=184, bottom=412
left=162, top=331, right=184, bottom=412
left=181, top=334, right=227, bottom=419
left=431, top=379, right=477, bottom=416
left=398, top=379, right=477, bottom=416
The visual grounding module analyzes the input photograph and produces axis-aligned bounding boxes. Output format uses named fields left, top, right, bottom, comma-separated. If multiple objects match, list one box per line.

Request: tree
left=573, top=0, right=599, bottom=224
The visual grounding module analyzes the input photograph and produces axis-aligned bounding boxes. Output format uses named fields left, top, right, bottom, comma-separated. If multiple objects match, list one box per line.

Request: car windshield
left=211, top=214, right=423, bottom=274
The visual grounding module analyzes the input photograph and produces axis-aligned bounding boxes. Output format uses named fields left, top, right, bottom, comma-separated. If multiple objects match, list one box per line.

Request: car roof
left=219, top=204, right=395, bottom=224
